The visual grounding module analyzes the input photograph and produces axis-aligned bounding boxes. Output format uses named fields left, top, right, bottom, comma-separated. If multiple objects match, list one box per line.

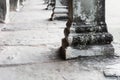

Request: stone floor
left=0, top=0, right=120, bottom=80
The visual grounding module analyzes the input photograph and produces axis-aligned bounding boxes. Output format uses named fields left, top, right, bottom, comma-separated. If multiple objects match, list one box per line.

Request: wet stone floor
left=0, top=0, right=120, bottom=80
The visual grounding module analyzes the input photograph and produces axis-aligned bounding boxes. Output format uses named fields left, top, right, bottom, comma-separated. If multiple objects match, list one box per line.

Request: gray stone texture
left=61, top=0, right=114, bottom=59
left=46, top=0, right=55, bottom=10
left=0, top=0, right=120, bottom=80
left=10, top=0, right=18, bottom=11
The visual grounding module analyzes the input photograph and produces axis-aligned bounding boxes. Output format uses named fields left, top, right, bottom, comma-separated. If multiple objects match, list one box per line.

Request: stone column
left=10, top=0, right=24, bottom=12
left=20, top=0, right=25, bottom=5
left=16, top=0, right=20, bottom=11
left=10, top=0, right=20, bottom=11
left=0, top=0, right=9, bottom=23
left=60, top=0, right=114, bottom=60
left=49, top=0, right=68, bottom=20
left=46, top=0, right=55, bottom=10
left=44, top=0, right=49, bottom=4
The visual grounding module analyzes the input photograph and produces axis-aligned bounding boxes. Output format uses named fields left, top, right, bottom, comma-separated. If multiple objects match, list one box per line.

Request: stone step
left=68, top=32, right=113, bottom=47
left=55, top=6, right=68, bottom=8
left=62, top=44, right=114, bottom=59
left=54, top=8, right=68, bottom=13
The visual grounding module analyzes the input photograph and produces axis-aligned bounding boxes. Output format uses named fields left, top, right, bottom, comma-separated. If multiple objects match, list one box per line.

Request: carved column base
left=60, top=44, right=114, bottom=60
left=60, top=24, right=114, bottom=60
left=60, top=0, right=115, bottom=60
left=46, top=0, right=55, bottom=10
left=50, top=7, right=68, bottom=21
left=50, top=7, right=68, bottom=20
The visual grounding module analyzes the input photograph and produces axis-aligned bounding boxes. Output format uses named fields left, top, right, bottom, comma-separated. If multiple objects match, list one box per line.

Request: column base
left=61, top=44, right=114, bottom=60
left=50, top=7, right=68, bottom=21
left=46, top=2, right=55, bottom=10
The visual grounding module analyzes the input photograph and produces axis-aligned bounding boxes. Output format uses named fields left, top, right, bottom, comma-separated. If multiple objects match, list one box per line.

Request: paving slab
left=0, top=61, right=106, bottom=80
left=104, top=64, right=120, bottom=77
left=0, top=46, right=60, bottom=65
left=0, top=30, right=63, bottom=46
left=0, top=0, right=66, bottom=66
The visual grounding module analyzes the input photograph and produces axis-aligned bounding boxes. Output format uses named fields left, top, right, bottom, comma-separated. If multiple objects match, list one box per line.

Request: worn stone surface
left=0, top=61, right=107, bottom=80
left=65, top=45, right=114, bottom=59
left=0, top=0, right=65, bottom=64
left=0, top=46, right=59, bottom=65
left=71, top=33, right=113, bottom=46
left=104, top=64, right=120, bottom=77
left=0, top=0, right=120, bottom=80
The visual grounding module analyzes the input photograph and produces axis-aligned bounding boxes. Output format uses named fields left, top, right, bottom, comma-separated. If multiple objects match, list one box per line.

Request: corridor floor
left=0, top=0, right=66, bottom=65
left=0, top=0, right=120, bottom=80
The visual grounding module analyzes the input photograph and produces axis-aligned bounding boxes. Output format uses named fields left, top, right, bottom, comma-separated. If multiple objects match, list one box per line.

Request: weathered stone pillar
left=20, top=0, right=25, bottom=5
left=60, top=0, right=114, bottom=59
left=44, top=0, right=49, bottom=4
left=16, top=0, right=20, bottom=11
left=0, top=0, right=9, bottom=23
left=46, top=0, right=55, bottom=10
left=10, top=0, right=17, bottom=11
left=49, top=0, right=68, bottom=20
left=10, top=0, right=21, bottom=11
